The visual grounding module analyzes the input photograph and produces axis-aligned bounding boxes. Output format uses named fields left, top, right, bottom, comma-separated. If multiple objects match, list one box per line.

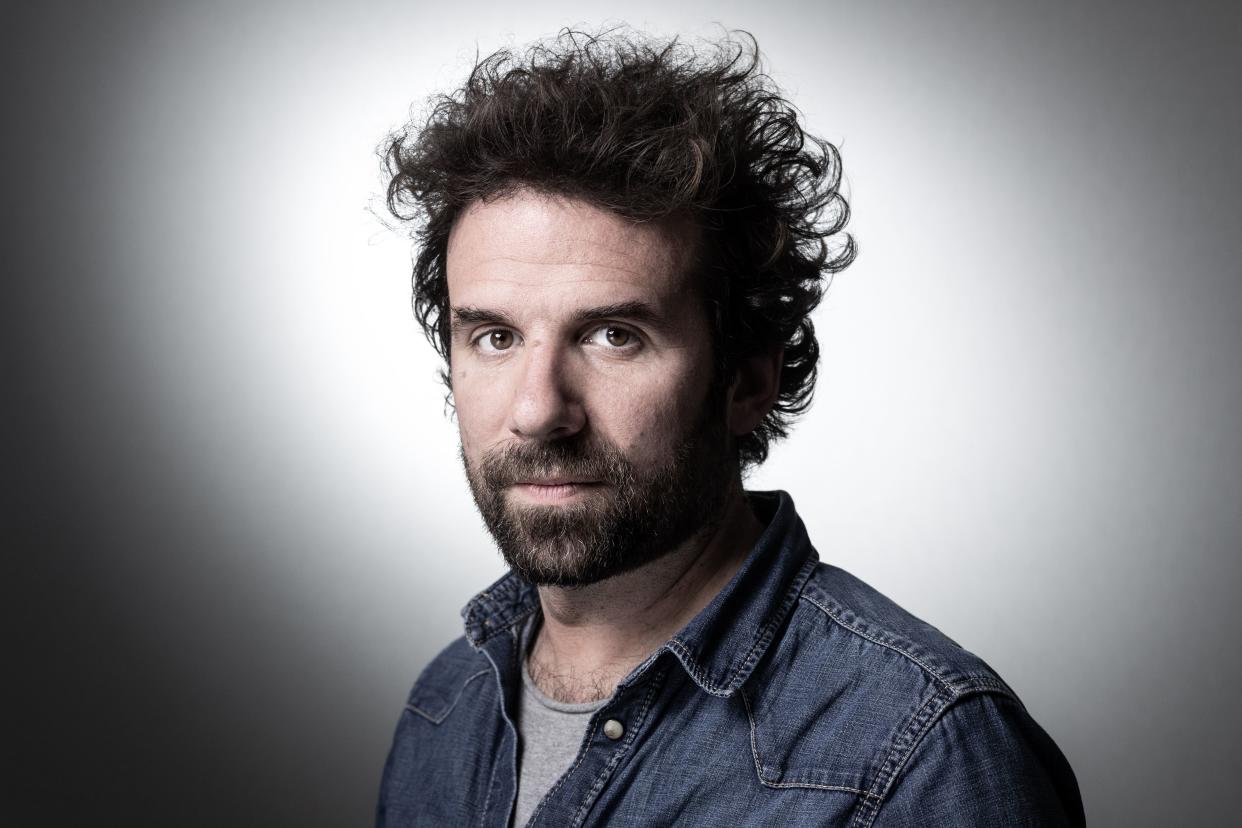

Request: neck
left=527, top=483, right=764, bottom=704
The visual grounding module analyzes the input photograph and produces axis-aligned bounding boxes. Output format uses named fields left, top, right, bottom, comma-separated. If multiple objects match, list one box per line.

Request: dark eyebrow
left=449, top=306, right=516, bottom=334
left=449, top=301, right=665, bottom=334
left=571, top=301, right=663, bottom=328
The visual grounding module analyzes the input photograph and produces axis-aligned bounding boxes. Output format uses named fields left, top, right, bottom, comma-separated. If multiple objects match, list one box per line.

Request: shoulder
left=756, top=562, right=1015, bottom=728
left=795, top=562, right=1008, bottom=696
left=403, top=635, right=493, bottom=724
left=742, top=563, right=1080, bottom=822
left=869, top=691, right=1085, bottom=826
left=378, top=637, right=504, bottom=825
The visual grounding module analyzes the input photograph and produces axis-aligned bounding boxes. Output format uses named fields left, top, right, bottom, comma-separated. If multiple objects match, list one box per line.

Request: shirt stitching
left=477, top=639, right=523, bottom=828
left=567, top=668, right=666, bottom=827
left=850, top=685, right=1022, bottom=828
left=527, top=676, right=644, bottom=825
left=801, top=593, right=952, bottom=691
left=405, top=668, right=491, bottom=724
left=469, top=601, right=540, bottom=647
left=665, top=552, right=819, bottom=696
left=739, top=686, right=881, bottom=799
left=850, top=687, right=952, bottom=828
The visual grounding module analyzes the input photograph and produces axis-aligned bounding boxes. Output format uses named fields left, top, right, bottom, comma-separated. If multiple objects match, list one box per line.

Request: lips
left=475, top=436, right=629, bottom=496
left=516, top=478, right=597, bottom=487
left=509, top=480, right=604, bottom=502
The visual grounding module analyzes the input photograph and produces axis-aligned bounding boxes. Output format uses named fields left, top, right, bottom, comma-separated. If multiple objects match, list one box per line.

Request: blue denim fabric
left=378, top=491, right=1084, bottom=827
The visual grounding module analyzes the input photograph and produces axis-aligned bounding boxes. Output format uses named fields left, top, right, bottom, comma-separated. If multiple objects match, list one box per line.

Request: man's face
left=445, top=189, right=734, bottom=587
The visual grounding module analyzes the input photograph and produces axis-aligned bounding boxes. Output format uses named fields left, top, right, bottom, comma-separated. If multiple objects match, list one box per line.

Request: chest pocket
left=737, top=605, right=944, bottom=800
left=407, top=667, right=492, bottom=724
left=739, top=684, right=884, bottom=798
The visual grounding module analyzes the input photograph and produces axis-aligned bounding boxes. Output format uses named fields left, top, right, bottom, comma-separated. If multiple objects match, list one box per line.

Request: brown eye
left=604, top=327, right=631, bottom=347
left=487, top=330, right=514, bottom=350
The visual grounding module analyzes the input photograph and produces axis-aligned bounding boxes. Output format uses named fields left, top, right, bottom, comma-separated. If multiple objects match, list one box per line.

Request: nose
left=507, top=340, right=586, bottom=441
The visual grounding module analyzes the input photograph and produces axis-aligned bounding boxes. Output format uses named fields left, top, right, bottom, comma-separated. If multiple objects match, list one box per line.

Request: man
left=377, top=30, right=1084, bottom=827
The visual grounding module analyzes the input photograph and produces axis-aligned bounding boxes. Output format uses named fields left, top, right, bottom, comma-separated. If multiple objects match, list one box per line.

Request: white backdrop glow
left=8, top=1, right=1240, bottom=825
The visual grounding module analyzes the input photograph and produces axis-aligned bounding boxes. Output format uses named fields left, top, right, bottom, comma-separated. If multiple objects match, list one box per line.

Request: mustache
left=476, top=436, right=633, bottom=489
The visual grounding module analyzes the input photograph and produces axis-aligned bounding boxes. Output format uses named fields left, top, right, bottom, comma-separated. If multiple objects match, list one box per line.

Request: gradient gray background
left=5, top=1, right=1239, bottom=825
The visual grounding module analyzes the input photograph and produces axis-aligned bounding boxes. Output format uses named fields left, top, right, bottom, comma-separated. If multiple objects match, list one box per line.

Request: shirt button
left=602, top=719, right=625, bottom=740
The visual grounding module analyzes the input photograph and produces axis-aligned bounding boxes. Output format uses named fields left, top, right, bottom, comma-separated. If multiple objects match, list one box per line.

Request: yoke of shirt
left=377, top=491, right=1084, bottom=827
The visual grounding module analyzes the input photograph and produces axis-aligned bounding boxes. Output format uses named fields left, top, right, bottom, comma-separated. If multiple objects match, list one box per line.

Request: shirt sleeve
left=869, top=692, right=1085, bottom=828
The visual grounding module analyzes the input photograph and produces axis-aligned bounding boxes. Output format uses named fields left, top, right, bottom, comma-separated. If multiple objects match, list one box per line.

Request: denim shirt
left=377, top=491, right=1085, bottom=827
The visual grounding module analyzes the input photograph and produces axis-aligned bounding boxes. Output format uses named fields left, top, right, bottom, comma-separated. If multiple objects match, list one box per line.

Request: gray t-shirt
left=512, top=615, right=606, bottom=827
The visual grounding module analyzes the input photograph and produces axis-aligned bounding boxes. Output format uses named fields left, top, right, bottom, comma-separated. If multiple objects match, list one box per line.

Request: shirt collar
left=461, top=490, right=819, bottom=698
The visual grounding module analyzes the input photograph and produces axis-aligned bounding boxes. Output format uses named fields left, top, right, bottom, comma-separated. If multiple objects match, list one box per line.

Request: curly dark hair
left=384, top=29, right=854, bottom=467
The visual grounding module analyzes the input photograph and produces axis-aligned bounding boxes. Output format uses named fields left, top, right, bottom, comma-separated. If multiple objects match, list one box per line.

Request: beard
left=462, top=406, right=736, bottom=588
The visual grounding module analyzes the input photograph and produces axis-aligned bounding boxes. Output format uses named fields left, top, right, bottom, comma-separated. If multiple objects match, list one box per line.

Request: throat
left=525, top=652, right=619, bottom=705
left=523, top=487, right=765, bottom=704
left=522, top=611, right=634, bottom=704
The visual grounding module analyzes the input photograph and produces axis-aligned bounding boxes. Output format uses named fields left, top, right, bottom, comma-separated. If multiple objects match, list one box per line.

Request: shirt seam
left=405, top=668, right=492, bottom=724
left=665, top=551, right=819, bottom=696
left=478, top=640, right=520, bottom=827
left=850, top=686, right=953, bottom=828
left=469, top=601, right=540, bottom=647
left=739, top=686, right=882, bottom=799
left=547, top=667, right=665, bottom=828
left=852, top=686, right=1021, bottom=828
left=800, top=592, right=953, bottom=691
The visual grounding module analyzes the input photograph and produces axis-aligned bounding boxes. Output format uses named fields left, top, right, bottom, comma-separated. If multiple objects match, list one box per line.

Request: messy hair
left=384, top=29, right=855, bottom=467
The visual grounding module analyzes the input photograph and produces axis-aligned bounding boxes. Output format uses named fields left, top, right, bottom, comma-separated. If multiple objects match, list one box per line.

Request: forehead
left=445, top=190, right=698, bottom=309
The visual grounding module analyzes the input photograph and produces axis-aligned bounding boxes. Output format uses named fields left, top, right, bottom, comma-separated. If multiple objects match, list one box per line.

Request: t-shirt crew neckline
left=519, top=613, right=609, bottom=714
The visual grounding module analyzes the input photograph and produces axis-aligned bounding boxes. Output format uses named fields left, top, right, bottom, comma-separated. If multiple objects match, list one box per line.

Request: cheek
left=451, top=365, right=503, bottom=448
left=593, top=361, right=709, bottom=455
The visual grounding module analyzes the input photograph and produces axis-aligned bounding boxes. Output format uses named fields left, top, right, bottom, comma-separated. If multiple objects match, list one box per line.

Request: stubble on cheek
left=458, top=396, right=734, bottom=588
left=460, top=436, right=637, bottom=585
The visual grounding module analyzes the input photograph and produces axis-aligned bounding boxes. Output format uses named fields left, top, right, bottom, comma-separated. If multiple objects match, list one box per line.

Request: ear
left=726, top=348, right=783, bottom=436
